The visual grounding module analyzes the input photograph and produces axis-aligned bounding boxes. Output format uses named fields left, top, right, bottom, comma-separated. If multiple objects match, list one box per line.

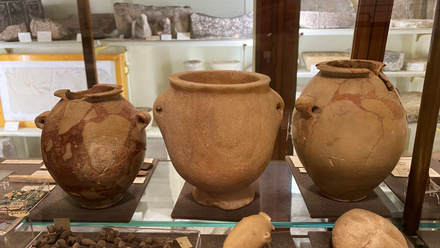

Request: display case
left=0, top=0, right=439, bottom=247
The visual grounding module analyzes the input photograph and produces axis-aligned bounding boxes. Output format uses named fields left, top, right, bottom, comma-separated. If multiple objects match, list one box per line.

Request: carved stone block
left=30, top=18, right=73, bottom=40
left=61, top=14, right=117, bottom=38
left=383, top=51, right=405, bottom=71
left=114, top=3, right=191, bottom=38
left=300, top=11, right=355, bottom=29
left=0, top=0, right=44, bottom=32
left=190, top=12, right=253, bottom=39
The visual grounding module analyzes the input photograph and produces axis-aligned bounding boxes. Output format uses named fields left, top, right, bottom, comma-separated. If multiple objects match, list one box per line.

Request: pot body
left=291, top=60, right=407, bottom=201
left=35, top=84, right=151, bottom=209
left=154, top=70, right=284, bottom=210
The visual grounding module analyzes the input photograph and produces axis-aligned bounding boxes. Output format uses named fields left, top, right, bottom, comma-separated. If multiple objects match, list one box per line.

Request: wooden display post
left=77, top=0, right=98, bottom=88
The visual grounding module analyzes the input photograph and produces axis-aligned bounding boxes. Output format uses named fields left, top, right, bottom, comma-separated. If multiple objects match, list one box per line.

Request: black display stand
left=286, top=156, right=392, bottom=218
left=200, top=231, right=296, bottom=248
left=28, top=159, right=159, bottom=223
left=417, top=230, right=440, bottom=248
left=171, top=182, right=260, bottom=222
left=308, top=231, right=414, bottom=248
left=384, top=157, right=440, bottom=220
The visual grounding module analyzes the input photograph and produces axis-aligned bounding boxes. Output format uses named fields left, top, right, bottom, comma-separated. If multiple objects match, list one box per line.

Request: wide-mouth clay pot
left=291, top=59, right=407, bottom=202
left=154, top=70, right=284, bottom=210
left=35, top=84, right=151, bottom=209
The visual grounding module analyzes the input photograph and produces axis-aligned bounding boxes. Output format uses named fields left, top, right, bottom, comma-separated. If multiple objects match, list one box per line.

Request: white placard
left=144, top=158, right=154, bottom=163
left=40, top=164, right=47, bottom=170
left=310, top=64, right=319, bottom=72
left=177, top=32, right=191, bottom=40
left=4, top=121, right=19, bottom=131
left=31, top=170, right=52, bottom=177
left=37, top=31, right=52, bottom=42
left=133, top=177, right=146, bottom=184
left=299, top=168, right=307, bottom=173
left=289, top=156, right=304, bottom=168
left=1, top=159, right=42, bottom=164
left=160, top=34, right=172, bottom=40
left=392, top=157, right=440, bottom=177
left=21, top=185, right=56, bottom=191
left=146, top=36, right=160, bottom=41
left=18, top=32, right=32, bottom=43
left=76, top=33, right=82, bottom=42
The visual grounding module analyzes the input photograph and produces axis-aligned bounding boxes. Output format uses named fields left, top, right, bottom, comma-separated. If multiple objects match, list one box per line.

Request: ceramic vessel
left=291, top=60, right=407, bottom=201
left=35, top=84, right=151, bottom=209
left=223, top=212, right=274, bottom=248
left=183, top=60, right=204, bottom=71
left=154, top=70, right=284, bottom=210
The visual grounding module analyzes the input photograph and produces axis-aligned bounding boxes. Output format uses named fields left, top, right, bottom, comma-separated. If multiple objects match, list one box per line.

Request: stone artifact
left=114, top=3, right=191, bottom=38
left=131, top=14, right=152, bottom=39
left=291, top=60, right=407, bottom=201
left=383, top=51, right=405, bottom=71
left=400, top=91, right=424, bottom=123
left=154, top=71, right=284, bottom=210
left=391, top=19, right=433, bottom=28
left=302, top=52, right=351, bottom=71
left=35, top=84, right=151, bottom=209
left=30, top=18, right=73, bottom=40
left=152, top=17, right=171, bottom=36
left=392, top=0, right=414, bottom=19
left=190, top=12, right=253, bottom=39
left=61, top=14, right=117, bottom=38
left=332, top=209, right=408, bottom=248
left=0, top=0, right=44, bottom=33
left=0, top=23, right=26, bottom=41
left=223, top=212, right=274, bottom=248
left=300, top=0, right=355, bottom=29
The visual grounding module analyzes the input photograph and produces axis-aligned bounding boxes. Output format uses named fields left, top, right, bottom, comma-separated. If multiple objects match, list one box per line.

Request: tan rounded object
left=291, top=60, right=407, bottom=201
left=154, top=70, right=284, bottom=210
left=35, top=84, right=151, bottom=209
left=223, top=212, right=274, bottom=248
left=332, top=209, right=408, bottom=248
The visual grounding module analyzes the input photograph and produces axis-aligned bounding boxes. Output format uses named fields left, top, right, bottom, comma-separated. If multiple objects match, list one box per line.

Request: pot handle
left=34, top=111, right=50, bottom=129
left=133, top=111, right=151, bottom=131
left=271, top=89, right=285, bottom=116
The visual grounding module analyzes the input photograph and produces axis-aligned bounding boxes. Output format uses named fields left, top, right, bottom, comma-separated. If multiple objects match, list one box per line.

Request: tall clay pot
left=291, top=60, right=407, bottom=201
left=154, top=70, right=284, bottom=210
left=35, top=84, right=151, bottom=209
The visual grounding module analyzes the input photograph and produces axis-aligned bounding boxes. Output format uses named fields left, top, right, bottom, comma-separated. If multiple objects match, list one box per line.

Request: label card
left=289, top=156, right=304, bottom=168
left=392, top=157, right=440, bottom=177
left=177, top=32, right=191, bottom=40
left=160, top=34, right=172, bottom=40
left=18, top=32, right=32, bottom=42
left=144, top=158, right=154, bottom=163
left=21, top=185, right=56, bottom=191
left=146, top=36, right=160, bottom=41
left=299, top=168, right=307, bottom=173
left=37, top=31, right=52, bottom=42
left=76, top=33, right=82, bottom=41
left=31, top=170, right=52, bottom=177
left=133, top=177, right=146, bottom=184
left=1, top=159, right=43, bottom=164
left=4, top=122, right=19, bottom=131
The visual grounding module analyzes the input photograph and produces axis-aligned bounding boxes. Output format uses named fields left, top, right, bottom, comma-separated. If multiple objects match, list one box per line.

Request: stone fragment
left=190, top=12, right=253, bottom=39
left=114, top=3, right=191, bottom=38
left=152, top=17, right=171, bottom=36
left=392, top=0, right=414, bottom=19
left=400, top=91, right=422, bottom=123
left=0, top=23, right=27, bottom=41
left=300, top=11, right=355, bottom=29
left=332, top=209, right=408, bottom=248
left=391, top=19, right=433, bottom=28
left=132, top=14, right=152, bottom=39
left=383, top=51, right=405, bottom=71
left=301, top=0, right=354, bottom=12
left=30, top=18, right=73, bottom=40
left=0, top=0, right=44, bottom=32
left=0, top=138, right=17, bottom=158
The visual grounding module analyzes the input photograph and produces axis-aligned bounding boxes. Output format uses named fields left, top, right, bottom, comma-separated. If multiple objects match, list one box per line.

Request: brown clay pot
left=154, top=70, right=284, bottom=210
left=291, top=60, right=407, bottom=201
left=35, top=84, right=151, bottom=209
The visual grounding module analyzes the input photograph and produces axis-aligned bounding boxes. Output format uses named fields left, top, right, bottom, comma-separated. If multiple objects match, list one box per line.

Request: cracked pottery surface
left=292, top=60, right=407, bottom=202
left=35, top=84, right=151, bottom=209
left=332, top=209, right=408, bottom=248
left=223, top=212, right=274, bottom=248
left=154, top=70, right=284, bottom=210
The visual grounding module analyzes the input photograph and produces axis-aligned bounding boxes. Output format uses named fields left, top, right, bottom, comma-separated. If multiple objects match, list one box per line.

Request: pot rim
left=54, top=84, right=123, bottom=100
left=168, top=70, right=270, bottom=92
left=316, top=59, right=385, bottom=78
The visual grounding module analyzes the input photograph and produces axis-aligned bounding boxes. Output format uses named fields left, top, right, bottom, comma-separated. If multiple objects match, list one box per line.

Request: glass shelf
left=299, top=28, right=433, bottom=36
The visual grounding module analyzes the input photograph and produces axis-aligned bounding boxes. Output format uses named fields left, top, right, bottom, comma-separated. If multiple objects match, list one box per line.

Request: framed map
left=0, top=53, right=128, bottom=127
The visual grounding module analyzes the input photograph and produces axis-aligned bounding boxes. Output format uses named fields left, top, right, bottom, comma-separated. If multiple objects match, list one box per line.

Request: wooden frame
left=0, top=53, right=128, bottom=127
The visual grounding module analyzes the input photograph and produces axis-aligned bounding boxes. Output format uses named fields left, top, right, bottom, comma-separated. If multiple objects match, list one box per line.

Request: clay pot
left=154, top=70, right=284, bottom=210
left=35, top=84, right=151, bottom=209
left=291, top=60, right=407, bottom=201
left=223, top=212, right=274, bottom=248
